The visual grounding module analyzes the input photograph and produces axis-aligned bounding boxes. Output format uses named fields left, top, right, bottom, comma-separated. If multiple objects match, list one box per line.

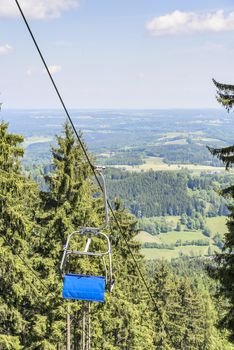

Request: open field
left=164, top=139, right=187, bottom=145
left=136, top=229, right=209, bottom=246
left=142, top=248, right=179, bottom=260
left=142, top=245, right=219, bottom=261
left=114, top=156, right=226, bottom=174
left=159, top=230, right=209, bottom=244
left=136, top=231, right=162, bottom=244
left=137, top=215, right=228, bottom=260
left=164, top=216, right=181, bottom=226
left=141, top=245, right=209, bottom=260
left=158, top=131, right=204, bottom=140
left=23, top=136, right=53, bottom=148
left=206, top=216, right=227, bottom=236
left=137, top=216, right=228, bottom=242
left=157, top=132, right=222, bottom=146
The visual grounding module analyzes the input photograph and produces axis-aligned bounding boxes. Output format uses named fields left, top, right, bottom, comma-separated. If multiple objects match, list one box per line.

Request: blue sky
left=1, top=0, right=234, bottom=109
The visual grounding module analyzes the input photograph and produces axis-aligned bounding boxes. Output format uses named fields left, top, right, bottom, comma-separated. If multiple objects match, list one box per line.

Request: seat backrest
left=62, top=274, right=106, bottom=302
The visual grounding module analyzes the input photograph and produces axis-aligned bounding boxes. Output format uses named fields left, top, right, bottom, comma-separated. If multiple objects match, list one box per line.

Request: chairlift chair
left=60, top=167, right=114, bottom=302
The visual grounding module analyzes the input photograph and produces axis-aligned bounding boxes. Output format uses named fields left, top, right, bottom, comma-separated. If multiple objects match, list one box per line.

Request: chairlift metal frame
left=60, top=167, right=114, bottom=292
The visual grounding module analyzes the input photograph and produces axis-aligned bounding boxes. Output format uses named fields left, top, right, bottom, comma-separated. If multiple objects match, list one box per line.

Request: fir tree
left=39, top=122, right=154, bottom=349
left=0, top=122, right=43, bottom=348
left=209, top=79, right=234, bottom=341
left=213, top=79, right=234, bottom=112
left=151, top=261, right=179, bottom=350
left=35, top=121, right=101, bottom=348
left=92, top=200, right=154, bottom=349
left=40, top=121, right=100, bottom=257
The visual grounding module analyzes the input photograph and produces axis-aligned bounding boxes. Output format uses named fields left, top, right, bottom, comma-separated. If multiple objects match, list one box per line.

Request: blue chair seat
left=62, top=274, right=106, bottom=302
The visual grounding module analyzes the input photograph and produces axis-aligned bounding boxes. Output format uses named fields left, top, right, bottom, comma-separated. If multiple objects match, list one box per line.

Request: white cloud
left=44, top=65, right=62, bottom=75
left=0, top=0, right=80, bottom=20
left=146, top=10, right=234, bottom=36
left=0, top=44, right=13, bottom=55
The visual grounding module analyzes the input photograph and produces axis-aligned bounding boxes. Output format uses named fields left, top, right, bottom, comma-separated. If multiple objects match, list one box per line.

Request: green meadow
left=137, top=215, right=227, bottom=260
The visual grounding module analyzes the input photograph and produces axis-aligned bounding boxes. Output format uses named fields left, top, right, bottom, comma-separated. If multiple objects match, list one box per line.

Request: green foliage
left=142, top=242, right=175, bottom=250
left=100, top=150, right=145, bottom=166
left=203, top=227, right=212, bottom=237
left=175, top=221, right=181, bottom=231
left=37, top=122, right=154, bottom=348
left=108, top=170, right=197, bottom=217
left=1, top=118, right=233, bottom=348
left=151, top=261, right=214, bottom=349
left=106, top=169, right=230, bottom=218
left=0, top=335, right=22, bottom=350
left=208, top=79, right=234, bottom=341
left=150, top=143, right=223, bottom=166
left=137, top=216, right=173, bottom=235
left=213, top=79, right=234, bottom=112
left=142, top=239, right=209, bottom=249
left=149, top=258, right=234, bottom=349
left=213, top=233, right=223, bottom=249
left=0, top=122, right=44, bottom=349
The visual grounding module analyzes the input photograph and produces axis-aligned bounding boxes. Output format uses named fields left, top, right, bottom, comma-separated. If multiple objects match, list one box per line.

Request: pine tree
left=33, top=121, right=102, bottom=348
left=0, top=122, right=43, bottom=349
left=209, top=79, right=234, bottom=341
left=39, top=122, right=154, bottom=349
left=92, top=200, right=154, bottom=349
left=151, top=261, right=180, bottom=350
left=40, top=122, right=100, bottom=257
left=175, top=278, right=214, bottom=350
left=150, top=259, right=229, bottom=350
left=213, top=79, right=234, bottom=112
left=1, top=116, right=234, bottom=348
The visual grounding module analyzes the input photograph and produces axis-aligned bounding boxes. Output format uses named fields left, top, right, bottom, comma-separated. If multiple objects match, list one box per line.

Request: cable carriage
left=60, top=167, right=114, bottom=302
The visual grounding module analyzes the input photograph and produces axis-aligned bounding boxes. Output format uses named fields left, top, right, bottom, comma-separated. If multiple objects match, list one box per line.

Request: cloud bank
left=147, top=10, right=234, bottom=36
left=0, top=44, right=13, bottom=55
left=0, top=0, right=80, bottom=19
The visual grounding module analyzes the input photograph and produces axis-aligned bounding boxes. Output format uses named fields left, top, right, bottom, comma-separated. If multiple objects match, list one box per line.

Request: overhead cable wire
left=14, top=0, right=158, bottom=309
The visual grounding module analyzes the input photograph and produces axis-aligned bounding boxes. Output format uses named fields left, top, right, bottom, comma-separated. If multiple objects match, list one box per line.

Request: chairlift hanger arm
left=94, top=167, right=109, bottom=230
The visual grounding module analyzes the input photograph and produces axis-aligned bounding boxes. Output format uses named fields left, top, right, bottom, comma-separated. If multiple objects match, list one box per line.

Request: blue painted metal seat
left=62, top=274, right=106, bottom=302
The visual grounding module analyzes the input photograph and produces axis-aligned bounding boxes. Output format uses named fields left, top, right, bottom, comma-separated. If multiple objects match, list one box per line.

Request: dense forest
left=0, top=120, right=234, bottom=349
left=146, top=144, right=223, bottom=166
left=23, top=156, right=231, bottom=219
left=106, top=169, right=230, bottom=218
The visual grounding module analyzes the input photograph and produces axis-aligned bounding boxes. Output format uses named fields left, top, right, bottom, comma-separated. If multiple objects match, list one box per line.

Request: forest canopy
left=0, top=120, right=233, bottom=349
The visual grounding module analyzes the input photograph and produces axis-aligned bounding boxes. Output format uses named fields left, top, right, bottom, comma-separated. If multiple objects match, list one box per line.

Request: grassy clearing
left=142, top=245, right=213, bottom=261
left=136, top=215, right=228, bottom=245
left=136, top=231, right=162, bottom=244
left=142, top=248, right=179, bottom=260
left=136, top=215, right=227, bottom=260
left=206, top=216, right=228, bottom=237
left=136, top=227, right=209, bottom=245
left=193, top=137, right=222, bottom=143
left=113, top=156, right=225, bottom=174
left=23, top=136, right=53, bottom=147
left=159, top=230, right=208, bottom=244
left=165, top=216, right=181, bottom=226
left=164, top=139, right=188, bottom=145
left=159, top=131, right=204, bottom=139
left=158, top=132, right=189, bottom=140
